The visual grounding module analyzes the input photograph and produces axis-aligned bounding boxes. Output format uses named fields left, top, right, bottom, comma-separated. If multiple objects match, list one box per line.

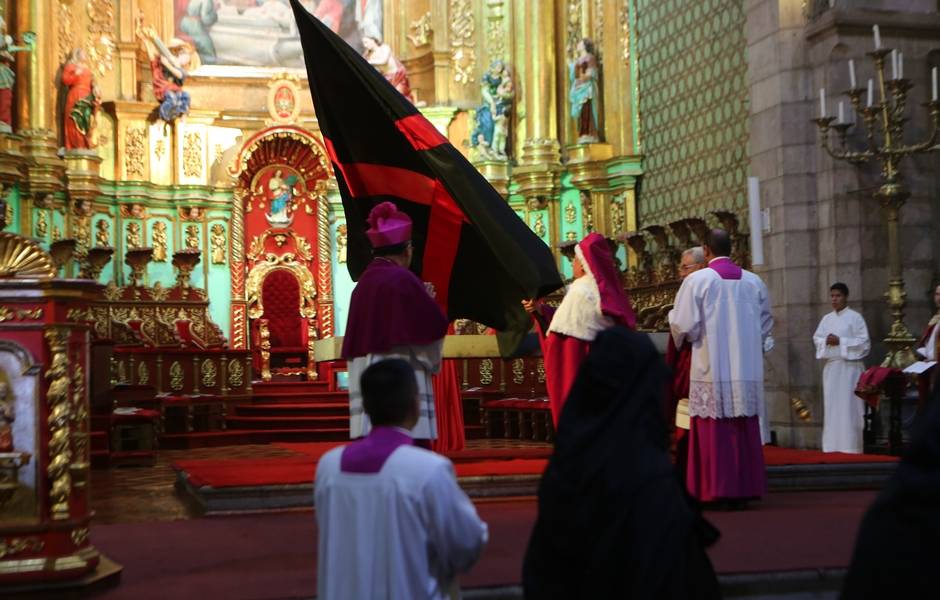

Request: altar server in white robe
left=813, top=282, right=871, bottom=453
left=669, top=229, right=773, bottom=505
left=315, top=359, right=488, bottom=600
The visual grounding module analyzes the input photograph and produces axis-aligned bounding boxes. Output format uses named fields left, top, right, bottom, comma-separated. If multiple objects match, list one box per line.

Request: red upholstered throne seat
left=251, top=269, right=315, bottom=379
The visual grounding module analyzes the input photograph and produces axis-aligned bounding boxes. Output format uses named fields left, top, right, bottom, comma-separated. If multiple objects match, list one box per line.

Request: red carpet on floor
left=90, top=491, right=877, bottom=600
left=172, top=444, right=897, bottom=490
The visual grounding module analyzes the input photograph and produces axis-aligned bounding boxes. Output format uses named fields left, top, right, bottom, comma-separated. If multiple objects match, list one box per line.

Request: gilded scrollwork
left=70, top=527, right=90, bottom=547
left=125, top=222, right=142, bottom=249
left=479, top=359, right=494, bottom=385
left=210, top=224, right=226, bottom=264
left=485, top=0, right=506, bottom=59
left=169, top=361, right=184, bottom=392
left=227, top=358, right=244, bottom=388
left=45, top=328, right=72, bottom=521
left=511, top=359, right=525, bottom=385
left=185, top=224, right=200, bottom=250
left=407, top=12, right=432, bottom=47
left=151, top=221, right=168, bottom=262
left=183, top=132, right=203, bottom=179
left=201, top=358, right=217, bottom=388
left=95, top=219, right=110, bottom=247
left=70, top=362, right=89, bottom=485
left=246, top=253, right=318, bottom=320
left=124, top=127, right=147, bottom=178
left=565, top=201, right=576, bottom=224
left=35, top=210, right=47, bottom=238
left=0, top=537, right=44, bottom=559
left=137, top=361, right=149, bottom=385
left=86, top=0, right=116, bottom=77
left=450, top=0, right=477, bottom=85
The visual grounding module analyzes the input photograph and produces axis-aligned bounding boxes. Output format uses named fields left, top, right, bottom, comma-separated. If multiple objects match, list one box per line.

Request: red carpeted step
left=160, top=428, right=350, bottom=449
left=226, top=415, right=349, bottom=430
left=251, top=381, right=331, bottom=395
left=90, top=430, right=109, bottom=452
left=233, top=402, right=348, bottom=417
left=247, top=390, right=350, bottom=404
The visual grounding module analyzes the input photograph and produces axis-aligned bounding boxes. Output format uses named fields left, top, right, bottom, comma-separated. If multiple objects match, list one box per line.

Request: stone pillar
left=745, top=0, right=820, bottom=447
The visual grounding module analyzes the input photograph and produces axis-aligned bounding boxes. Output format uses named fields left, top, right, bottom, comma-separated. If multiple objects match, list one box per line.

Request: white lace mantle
left=689, top=379, right=763, bottom=419
left=548, top=250, right=612, bottom=342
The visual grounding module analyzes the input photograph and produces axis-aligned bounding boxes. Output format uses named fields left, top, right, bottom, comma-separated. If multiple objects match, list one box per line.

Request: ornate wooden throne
left=247, top=251, right=318, bottom=381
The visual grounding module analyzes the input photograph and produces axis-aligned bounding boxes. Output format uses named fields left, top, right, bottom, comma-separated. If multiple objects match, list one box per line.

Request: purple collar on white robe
left=707, top=256, right=742, bottom=280
left=340, top=426, right=414, bottom=474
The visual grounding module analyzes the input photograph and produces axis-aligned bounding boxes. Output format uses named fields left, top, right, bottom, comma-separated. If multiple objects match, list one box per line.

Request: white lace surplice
left=668, top=268, right=773, bottom=420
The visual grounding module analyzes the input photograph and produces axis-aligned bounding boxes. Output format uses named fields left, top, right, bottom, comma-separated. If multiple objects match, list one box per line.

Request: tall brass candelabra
left=813, top=48, right=940, bottom=369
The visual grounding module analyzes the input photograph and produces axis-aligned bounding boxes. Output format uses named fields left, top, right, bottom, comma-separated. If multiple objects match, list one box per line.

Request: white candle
left=820, top=88, right=826, bottom=117
left=873, top=25, right=881, bottom=50
left=849, top=59, right=857, bottom=89
left=932, top=67, right=938, bottom=101
left=891, top=50, right=898, bottom=80
left=867, top=78, right=874, bottom=107
left=747, top=177, right=764, bottom=266
left=838, top=101, right=845, bottom=124
left=898, top=51, right=903, bottom=79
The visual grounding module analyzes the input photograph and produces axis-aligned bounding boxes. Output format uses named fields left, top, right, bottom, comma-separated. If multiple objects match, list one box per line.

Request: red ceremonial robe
left=534, top=304, right=592, bottom=427
left=665, top=334, right=692, bottom=479
left=432, top=326, right=466, bottom=452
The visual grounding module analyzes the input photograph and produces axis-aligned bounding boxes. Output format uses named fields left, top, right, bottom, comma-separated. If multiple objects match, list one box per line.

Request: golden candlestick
left=813, top=48, right=940, bottom=368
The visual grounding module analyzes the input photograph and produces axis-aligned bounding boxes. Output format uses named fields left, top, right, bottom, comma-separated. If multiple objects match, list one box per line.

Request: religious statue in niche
left=362, top=27, right=417, bottom=104
left=0, top=380, right=13, bottom=452
left=569, top=38, right=600, bottom=143
left=151, top=221, right=168, bottom=262
left=210, top=223, right=226, bottom=264
left=61, top=49, right=101, bottom=151
left=138, top=26, right=199, bottom=124
left=96, top=219, right=110, bottom=246
left=264, top=168, right=300, bottom=227
left=471, top=60, right=514, bottom=161
left=126, top=222, right=142, bottom=249
left=0, top=19, right=34, bottom=134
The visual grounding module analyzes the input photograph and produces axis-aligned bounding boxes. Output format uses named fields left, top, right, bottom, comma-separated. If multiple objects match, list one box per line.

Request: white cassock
left=813, top=308, right=870, bottom=453
left=347, top=340, right=443, bottom=440
left=315, top=445, right=488, bottom=600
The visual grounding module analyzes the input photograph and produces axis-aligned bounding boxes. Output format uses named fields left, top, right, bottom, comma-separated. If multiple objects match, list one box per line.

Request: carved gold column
left=15, top=0, right=65, bottom=205
left=114, top=0, right=143, bottom=101
left=513, top=0, right=561, bottom=210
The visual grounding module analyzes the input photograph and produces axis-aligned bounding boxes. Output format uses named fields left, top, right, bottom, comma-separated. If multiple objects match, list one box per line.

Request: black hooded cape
left=523, top=327, right=721, bottom=599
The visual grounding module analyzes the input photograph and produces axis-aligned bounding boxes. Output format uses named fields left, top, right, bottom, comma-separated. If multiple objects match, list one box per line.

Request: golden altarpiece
left=0, top=0, right=761, bottom=587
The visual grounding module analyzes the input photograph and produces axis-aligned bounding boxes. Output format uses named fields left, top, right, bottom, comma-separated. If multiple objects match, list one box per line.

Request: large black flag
left=289, top=0, right=562, bottom=354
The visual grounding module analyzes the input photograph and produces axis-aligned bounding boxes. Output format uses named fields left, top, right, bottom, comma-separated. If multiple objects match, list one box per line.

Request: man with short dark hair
left=813, top=283, right=870, bottom=453
left=315, top=359, right=488, bottom=600
left=669, top=229, right=773, bottom=506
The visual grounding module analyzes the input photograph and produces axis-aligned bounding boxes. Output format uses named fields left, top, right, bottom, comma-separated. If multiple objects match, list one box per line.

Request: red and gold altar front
left=0, top=233, right=115, bottom=585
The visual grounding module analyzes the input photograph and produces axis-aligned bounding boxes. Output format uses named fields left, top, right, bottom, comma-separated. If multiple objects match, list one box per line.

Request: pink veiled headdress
left=575, top=233, right=637, bottom=329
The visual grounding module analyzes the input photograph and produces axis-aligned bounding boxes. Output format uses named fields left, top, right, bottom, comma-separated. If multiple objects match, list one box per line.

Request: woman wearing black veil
left=523, top=326, right=721, bottom=599
left=840, top=382, right=940, bottom=599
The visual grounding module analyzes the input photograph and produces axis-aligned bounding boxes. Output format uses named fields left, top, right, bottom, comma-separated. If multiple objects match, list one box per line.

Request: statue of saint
left=362, top=27, right=415, bottom=103
left=569, top=38, right=600, bottom=143
left=0, top=381, right=13, bottom=452
left=471, top=61, right=514, bottom=160
left=61, top=48, right=101, bottom=150
left=266, top=169, right=298, bottom=227
left=0, top=19, right=33, bottom=134
left=139, top=26, right=199, bottom=124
